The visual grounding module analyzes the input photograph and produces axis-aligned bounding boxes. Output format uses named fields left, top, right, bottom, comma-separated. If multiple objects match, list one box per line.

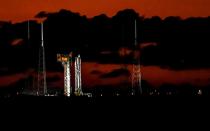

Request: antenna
left=41, top=22, right=44, bottom=47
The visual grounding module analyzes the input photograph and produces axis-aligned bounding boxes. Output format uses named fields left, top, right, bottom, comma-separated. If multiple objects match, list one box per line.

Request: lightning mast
left=131, top=20, right=142, bottom=96
left=37, top=23, right=47, bottom=96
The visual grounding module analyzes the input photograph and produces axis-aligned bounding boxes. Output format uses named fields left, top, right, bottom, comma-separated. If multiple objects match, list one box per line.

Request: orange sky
left=0, top=0, right=210, bottom=22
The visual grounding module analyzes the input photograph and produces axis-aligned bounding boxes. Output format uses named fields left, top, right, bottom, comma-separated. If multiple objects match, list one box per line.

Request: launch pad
left=57, top=53, right=92, bottom=97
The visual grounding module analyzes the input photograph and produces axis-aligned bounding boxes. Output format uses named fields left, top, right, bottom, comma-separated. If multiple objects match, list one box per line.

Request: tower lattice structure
left=57, top=53, right=72, bottom=97
left=37, top=23, right=47, bottom=96
left=131, top=20, right=142, bottom=96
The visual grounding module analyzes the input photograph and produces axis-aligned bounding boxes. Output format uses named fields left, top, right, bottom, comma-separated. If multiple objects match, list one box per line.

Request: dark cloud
left=90, top=70, right=103, bottom=75
left=100, top=68, right=130, bottom=79
left=11, top=38, right=24, bottom=46
left=140, top=42, right=157, bottom=49
left=0, top=8, right=210, bottom=76
left=46, top=75, right=61, bottom=82
left=0, top=71, right=30, bottom=87
left=35, top=11, right=49, bottom=18
left=0, top=68, right=30, bottom=76
left=0, top=67, right=8, bottom=72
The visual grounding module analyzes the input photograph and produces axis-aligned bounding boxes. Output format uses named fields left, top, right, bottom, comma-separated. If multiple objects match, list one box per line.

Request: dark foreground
left=0, top=95, right=208, bottom=105
left=1, top=95, right=209, bottom=120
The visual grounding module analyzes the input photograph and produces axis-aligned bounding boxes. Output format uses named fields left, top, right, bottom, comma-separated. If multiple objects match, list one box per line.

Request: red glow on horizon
left=77, top=62, right=210, bottom=88
left=1, top=63, right=210, bottom=88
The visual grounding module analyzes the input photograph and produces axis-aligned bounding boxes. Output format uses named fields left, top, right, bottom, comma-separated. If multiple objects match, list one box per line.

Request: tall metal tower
left=131, top=20, right=142, bottom=96
left=74, top=55, right=83, bottom=96
left=57, top=53, right=72, bottom=97
left=37, top=23, right=47, bottom=96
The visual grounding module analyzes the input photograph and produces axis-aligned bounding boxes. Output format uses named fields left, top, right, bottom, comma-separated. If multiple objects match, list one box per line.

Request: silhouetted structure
left=1, top=9, right=210, bottom=95
left=131, top=20, right=142, bottom=96
left=37, top=23, right=47, bottom=96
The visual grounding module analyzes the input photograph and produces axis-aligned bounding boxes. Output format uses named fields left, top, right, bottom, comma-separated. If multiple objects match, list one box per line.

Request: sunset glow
left=0, top=0, right=210, bottom=22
